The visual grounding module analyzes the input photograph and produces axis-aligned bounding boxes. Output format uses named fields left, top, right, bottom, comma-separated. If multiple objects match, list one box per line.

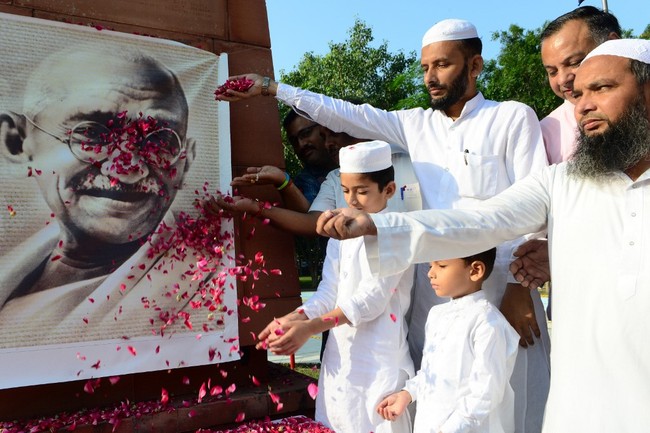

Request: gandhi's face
left=23, top=54, right=191, bottom=244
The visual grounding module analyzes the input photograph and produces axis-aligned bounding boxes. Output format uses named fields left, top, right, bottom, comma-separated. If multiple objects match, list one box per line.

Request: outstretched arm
left=214, top=73, right=279, bottom=101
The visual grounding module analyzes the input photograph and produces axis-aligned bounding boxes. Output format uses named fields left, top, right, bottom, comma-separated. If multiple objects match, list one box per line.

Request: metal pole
left=602, top=0, right=608, bottom=12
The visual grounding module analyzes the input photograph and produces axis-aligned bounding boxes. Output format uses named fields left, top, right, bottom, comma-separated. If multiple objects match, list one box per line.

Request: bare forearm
left=258, top=207, right=320, bottom=236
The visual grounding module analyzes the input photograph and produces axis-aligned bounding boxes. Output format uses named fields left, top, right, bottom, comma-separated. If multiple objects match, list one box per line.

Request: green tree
left=478, top=24, right=560, bottom=119
left=278, top=19, right=420, bottom=286
left=639, top=24, right=650, bottom=39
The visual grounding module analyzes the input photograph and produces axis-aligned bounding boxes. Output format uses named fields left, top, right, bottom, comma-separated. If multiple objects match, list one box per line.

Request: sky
left=266, top=0, right=649, bottom=77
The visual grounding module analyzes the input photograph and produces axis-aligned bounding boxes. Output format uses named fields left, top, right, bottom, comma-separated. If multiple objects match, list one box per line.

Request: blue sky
left=266, top=0, right=649, bottom=76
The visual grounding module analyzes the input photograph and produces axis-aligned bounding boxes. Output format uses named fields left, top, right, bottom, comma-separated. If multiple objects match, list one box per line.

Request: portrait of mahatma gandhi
left=0, top=42, right=226, bottom=349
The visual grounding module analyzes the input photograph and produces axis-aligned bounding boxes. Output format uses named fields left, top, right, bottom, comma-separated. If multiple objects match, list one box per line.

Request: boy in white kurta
left=378, top=249, right=519, bottom=433
left=257, top=141, right=415, bottom=433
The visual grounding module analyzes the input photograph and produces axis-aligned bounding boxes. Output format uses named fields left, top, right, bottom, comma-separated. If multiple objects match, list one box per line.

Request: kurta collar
left=449, top=289, right=486, bottom=306
left=435, top=92, right=485, bottom=124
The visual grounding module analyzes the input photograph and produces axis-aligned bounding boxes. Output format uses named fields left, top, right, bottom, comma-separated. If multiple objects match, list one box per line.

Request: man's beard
left=568, top=99, right=650, bottom=180
left=429, top=63, right=469, bottom=111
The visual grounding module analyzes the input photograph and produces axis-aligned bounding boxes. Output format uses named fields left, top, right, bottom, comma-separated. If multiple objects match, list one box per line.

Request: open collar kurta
left=363, top=163, right=650, bottom=433
left=405, top=290, right=519, bottom=433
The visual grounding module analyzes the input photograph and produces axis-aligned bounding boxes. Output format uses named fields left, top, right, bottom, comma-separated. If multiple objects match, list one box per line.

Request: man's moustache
left=70, top=172, right=163, bottom=195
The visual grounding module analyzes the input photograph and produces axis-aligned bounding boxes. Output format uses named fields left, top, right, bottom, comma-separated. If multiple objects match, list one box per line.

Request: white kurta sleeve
left=499, top=102, right=549, bottom=283
left=336, top=267, right=406, bottom=327
left=438, top=316, right=518, bottom=433
left=403, top=369, right=424, bottom=403
left=364, top=168, right=553, bottom=278
left=300, top=239, right=340, bottom=319
left=309, top=170, right=339, bottom=212
left=276, top=83, right=409, bottom=153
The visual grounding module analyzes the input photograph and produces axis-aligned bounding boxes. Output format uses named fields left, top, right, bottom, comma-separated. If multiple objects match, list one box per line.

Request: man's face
left=420, top=41, right=471, bottom=112
left=569, top=55, right=650, bottom=179
left=23, top=55, right=191, bottom=244
left=286, top=116, right=333, bottom=168
left=324, top=129, right=362, bottom=165
left=541, top=20, right=598, bottom=101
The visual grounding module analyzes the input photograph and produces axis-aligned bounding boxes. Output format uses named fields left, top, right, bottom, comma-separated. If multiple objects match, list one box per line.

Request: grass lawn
left=299, top=276, right=314, bottom=290
left=281, top=363, right=320, bottom=380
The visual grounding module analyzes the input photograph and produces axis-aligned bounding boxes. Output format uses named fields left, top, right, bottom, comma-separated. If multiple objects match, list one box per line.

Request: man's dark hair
left=282, top=109, right=299, bottom=132
left=630, top=59, right=650, bottom=86
left=361, top=166, right=395, bottom=192
left=462, top=247, right=497, bottom=280
left=541, top=6, right=621, bottom=45
left=458, top=37, right=483, bottom=58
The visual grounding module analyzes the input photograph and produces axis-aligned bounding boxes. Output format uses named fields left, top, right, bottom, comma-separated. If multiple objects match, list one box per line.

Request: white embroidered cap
left=422, top=19, right=478, bottom=48
left=339, top=140, right=392, bottom=174
left=583, top=38, right=650, bottom=64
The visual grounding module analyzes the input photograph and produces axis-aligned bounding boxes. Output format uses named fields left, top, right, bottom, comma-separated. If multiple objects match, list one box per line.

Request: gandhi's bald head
left=23, top=44, right=188, bottom=134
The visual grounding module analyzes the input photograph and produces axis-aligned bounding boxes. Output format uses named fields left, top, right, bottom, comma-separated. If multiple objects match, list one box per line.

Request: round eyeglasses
left=24, top=115, right=185, bottom=167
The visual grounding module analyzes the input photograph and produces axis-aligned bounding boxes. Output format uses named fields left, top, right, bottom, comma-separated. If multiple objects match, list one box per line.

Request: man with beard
left=316, top=38, right=650, bottom=433
left=0, top=44, right=210, bottom=348
left=218, top=18, right=549, bottom=432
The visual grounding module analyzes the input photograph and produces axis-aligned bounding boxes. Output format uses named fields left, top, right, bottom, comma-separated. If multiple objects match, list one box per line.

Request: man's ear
left=0, top=111, right=29, bottom=163
left=182, top=137, right=197, bottom=172
left=470, top=54, right=484, bottom=78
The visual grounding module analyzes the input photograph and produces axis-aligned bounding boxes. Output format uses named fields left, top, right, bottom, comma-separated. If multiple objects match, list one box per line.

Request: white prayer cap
left=422, top=19, right=478, bottom=48
left=339, top=140, right=392, bottom=174
left=583, top=38, right=650, bottom=64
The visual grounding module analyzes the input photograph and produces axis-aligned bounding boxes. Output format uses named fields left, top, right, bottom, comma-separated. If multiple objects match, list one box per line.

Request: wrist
left=261, top=76, right=271, bottom=96
left=276, top=172, right=292, bottom=191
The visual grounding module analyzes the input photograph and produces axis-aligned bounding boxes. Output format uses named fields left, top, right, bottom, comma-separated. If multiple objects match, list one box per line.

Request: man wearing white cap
left=316, top=38, right=650, bottom=433
left=256, top=141, right=415, bottom=433
left=219, top=18, right=549, bottom=433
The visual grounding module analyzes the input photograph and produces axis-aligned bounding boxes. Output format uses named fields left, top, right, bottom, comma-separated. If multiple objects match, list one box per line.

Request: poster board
left=0, top=12, right=238, bottom=389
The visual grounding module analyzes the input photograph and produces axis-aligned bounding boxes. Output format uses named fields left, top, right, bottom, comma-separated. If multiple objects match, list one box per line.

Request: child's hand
left=376, top=390, right=412, bottom=421
left=267, top=320, right=316, bottom=355
left=256, top=311, right=308, bottom=350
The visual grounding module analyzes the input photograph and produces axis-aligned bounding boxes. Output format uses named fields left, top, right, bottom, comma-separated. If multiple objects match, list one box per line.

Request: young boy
left=256, top=141, right=415, bottom=433
left=377, top=249, right=519, bottom=433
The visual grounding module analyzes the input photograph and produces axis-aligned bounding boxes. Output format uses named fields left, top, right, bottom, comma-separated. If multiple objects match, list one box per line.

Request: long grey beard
left=568, top=101, right=650, bottom=181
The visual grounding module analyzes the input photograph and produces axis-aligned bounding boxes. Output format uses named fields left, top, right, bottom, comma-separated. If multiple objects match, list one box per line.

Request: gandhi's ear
left=183, top=137, right=197, bottom=172
left=0, top=111, right=29, bottom=163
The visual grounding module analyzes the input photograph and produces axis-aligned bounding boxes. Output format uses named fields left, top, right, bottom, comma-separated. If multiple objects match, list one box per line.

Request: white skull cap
left=583, top=38, right=650, bottom=64
left=422, top=19, right=478, bottom=48
left=339, top=140, right=392, bottom=174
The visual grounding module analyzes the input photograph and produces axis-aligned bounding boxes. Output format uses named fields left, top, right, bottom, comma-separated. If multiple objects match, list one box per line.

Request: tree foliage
left=478, top=24, right=560, bottom=119
left=280, top=18, right=419, bottom=110
left=278, top=19, right=421, bottom=284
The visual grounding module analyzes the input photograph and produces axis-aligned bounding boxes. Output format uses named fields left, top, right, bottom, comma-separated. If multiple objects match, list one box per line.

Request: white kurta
left=363, top=163, right=650, bottom=433
left=406, top=291, right=519, bottom=433
left=277, top=84, right=550, bottom=432
left=301, top=236, right=415, bottom=433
